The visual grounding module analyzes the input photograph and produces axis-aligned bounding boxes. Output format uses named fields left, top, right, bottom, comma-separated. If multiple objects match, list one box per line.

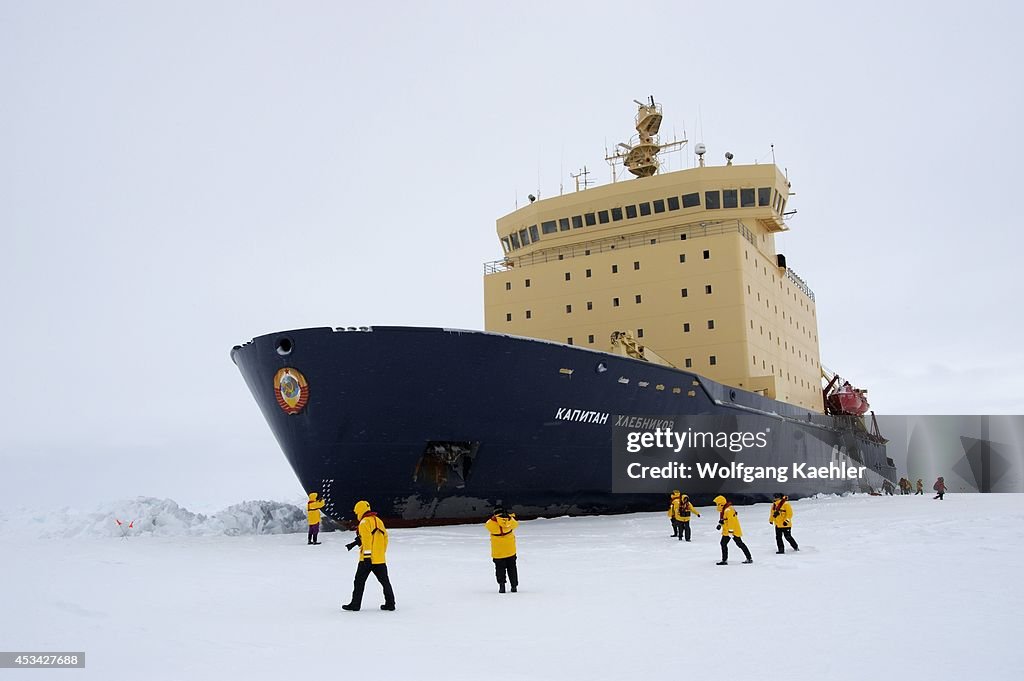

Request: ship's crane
left=609, top=331, right=675, bottom=368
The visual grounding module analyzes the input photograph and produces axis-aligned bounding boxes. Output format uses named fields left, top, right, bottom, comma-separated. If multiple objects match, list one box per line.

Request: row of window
left=501, top=186, right=783, bottom=253
left=503, top=251, right=713, bottom=291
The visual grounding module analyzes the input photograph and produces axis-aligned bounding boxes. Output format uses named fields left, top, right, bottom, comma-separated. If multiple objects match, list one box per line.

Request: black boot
left=511, top=584, right=518, bottom=593
left=743, top=558, right=754, bottom=564
left=499, top=583, right=506, bottom=593
left=716, top=560, right=728, bottom=565
left=380, top=604, right=396, bottom=611
left=341, top=603, right=359, bottom=611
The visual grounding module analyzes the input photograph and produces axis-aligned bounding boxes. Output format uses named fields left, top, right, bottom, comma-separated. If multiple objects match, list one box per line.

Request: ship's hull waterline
left=231, top=326, right=896, bottom=524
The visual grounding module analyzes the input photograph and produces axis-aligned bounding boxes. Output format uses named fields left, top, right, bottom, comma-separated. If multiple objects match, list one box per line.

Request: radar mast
left=605, top=96, right=687, bottom=180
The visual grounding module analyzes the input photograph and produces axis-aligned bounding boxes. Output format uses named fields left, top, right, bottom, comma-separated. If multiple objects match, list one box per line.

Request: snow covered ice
left=2, top=494, right=1023, bottom=680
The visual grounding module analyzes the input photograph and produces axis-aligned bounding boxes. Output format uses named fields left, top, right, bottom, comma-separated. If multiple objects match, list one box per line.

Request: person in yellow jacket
left=916, top=478, right=924, bottom=495
left=769, top=492, right=799, bottom=554
left=485, top=506, right=519, bottom=593
left=671, top=492, right=701, bottom=542
left=342, top=500, right=396, bottom=612
left=306, top=492, right=325, bottom=545
left=714, top=495, right=752, bottom=565
left=667, top=491, right=682, bottom=538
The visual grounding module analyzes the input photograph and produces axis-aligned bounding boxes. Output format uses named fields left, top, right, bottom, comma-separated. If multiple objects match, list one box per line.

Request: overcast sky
left=2, top=1, right=1021, bottom=510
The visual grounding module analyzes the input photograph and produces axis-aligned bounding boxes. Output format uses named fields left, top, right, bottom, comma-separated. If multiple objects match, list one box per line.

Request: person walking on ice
left=714, top=495, right=752, bottom=565
left=342, top=500, right=396, bottom=612
left=933, top=477, right=947, bottom=500
left=769, top=492, right=799, bottom=554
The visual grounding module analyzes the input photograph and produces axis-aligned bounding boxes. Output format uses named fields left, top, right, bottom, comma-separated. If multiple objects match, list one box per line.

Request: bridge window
left=519, top=229, right=529, bottom=245
left=598, top=210, right=610, bottom=224
left=585, top=212, right=596, bottom=226
left=682, top=192, right=700, bottom=208
left=572, top=215, right=583, bottom=229
left=758, top=187, right=771, bottom=206
left=501, top=237, right=510, bottom=253
left=741, top=188, right=755, bottom=207
left=705, top=191, right=720, bottom=209
left=611, top=207, right=623, bottom=221
left=653, top=199, right=665, bottom=213
left=723, top=189, right=738, bottom=208
left=639, top=202, right=651, bottom=216
left=559, top=218, right=570, bottom=231
left=667, top=196, right=681, bottom=211
left=529, top=225, right=539, bottom=242
left=541, top=220, right=557, bottom=234
left=510, top=233, right=521, bottom=249
left=625, top=205, right=638, bottom=219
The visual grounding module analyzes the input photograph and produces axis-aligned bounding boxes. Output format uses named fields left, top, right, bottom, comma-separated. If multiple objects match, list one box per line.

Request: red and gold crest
left=274, top=368, right=309, bottom=415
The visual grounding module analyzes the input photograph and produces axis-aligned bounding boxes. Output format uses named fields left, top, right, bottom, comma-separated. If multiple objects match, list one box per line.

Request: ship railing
left=484, top=218, right=758, bottom=275
left=784, top=267, right=816, bottom=302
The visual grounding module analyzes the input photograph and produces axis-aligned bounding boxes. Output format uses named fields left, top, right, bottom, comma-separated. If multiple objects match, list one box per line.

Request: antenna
left=771, top=143, right=776, bottom=165
left=570, top=166, right=592, bottom=192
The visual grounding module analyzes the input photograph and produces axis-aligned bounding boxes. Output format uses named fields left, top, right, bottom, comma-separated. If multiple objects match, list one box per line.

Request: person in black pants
left=769, top=492, right=799, bottom=554
left=342, top=500, right=396, bottom=612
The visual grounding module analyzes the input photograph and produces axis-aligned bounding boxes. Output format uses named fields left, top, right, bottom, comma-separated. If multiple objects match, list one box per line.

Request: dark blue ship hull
left=231, top=326, right=896, bottom=524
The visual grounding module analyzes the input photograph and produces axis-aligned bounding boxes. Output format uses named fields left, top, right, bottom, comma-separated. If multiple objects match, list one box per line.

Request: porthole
left=276, top=338, right=293, bottom=356
left=596, top=362, right=608, bottom=373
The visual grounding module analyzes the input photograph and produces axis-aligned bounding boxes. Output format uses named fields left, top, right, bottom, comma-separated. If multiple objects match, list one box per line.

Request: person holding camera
left=667, top=490, right=682, bottom=538
left=769, top=492, right=799, bottom=554
left=306, top=492, right=325, bottom=545
left=342, top=500, right=396, bottom=612
left=485, top=507, right=519, bottom=593
left=714, top=495, right=752, bottom=565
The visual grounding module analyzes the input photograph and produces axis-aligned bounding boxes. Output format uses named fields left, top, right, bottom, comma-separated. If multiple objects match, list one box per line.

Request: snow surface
left=2, top=494, right=1022, bottom=680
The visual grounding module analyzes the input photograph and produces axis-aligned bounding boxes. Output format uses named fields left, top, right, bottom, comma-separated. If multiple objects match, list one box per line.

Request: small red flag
left=115, top=519, right=122, bottom=526
left=128, top=521, right=134, bottom=529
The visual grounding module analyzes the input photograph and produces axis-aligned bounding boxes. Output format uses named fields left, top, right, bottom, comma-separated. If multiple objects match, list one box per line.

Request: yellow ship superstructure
left=483, top=100, right=823, bottom=411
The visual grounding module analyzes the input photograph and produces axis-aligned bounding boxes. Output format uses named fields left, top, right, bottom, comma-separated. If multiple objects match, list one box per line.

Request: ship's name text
left=555, top=408, right=610, bottom=425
